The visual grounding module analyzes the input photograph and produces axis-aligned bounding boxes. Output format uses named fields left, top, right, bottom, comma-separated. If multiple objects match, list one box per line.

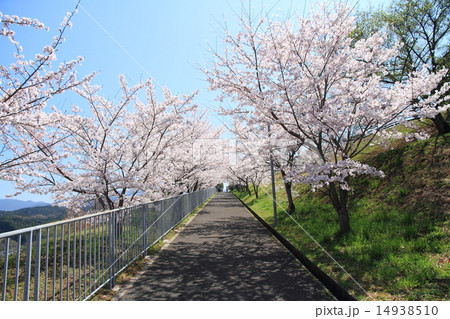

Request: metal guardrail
left=0, top=188, right=216, bottom=301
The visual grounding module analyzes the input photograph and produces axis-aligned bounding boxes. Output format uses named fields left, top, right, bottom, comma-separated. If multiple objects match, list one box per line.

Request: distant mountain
left=0, top=199, right=51, bottom=211
left=0, top=205, right=67, bottom=234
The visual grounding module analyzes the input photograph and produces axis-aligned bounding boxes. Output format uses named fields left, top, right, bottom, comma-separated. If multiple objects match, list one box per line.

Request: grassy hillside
left=0, top=205, right=67, bottom=234
left=235, top=133, right=449, bottom=300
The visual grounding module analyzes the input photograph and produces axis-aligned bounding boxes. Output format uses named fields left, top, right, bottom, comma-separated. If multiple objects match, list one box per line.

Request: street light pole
left=268, top=124, right=277, bottom=227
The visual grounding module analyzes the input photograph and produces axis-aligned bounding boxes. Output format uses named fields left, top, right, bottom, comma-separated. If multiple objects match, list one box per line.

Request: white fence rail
left=0, top=188, right=216, bottom=301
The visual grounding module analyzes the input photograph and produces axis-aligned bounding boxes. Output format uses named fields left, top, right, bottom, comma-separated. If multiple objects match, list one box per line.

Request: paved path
left=115, top=192, right=333, bottom=301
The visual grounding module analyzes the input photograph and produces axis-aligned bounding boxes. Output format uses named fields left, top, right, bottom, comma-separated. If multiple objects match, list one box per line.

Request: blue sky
left=0, top=0, right=388, bottom=202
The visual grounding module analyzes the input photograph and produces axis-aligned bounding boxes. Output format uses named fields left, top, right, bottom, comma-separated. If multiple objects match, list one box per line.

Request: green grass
left=235, top=134, right=449, bottom=300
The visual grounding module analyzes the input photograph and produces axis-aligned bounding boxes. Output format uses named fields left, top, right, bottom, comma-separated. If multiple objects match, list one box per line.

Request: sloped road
left=115, top=192, right=333, bottom=301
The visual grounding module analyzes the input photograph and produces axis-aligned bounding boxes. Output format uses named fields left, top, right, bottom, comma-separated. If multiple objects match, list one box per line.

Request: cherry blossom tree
left=354, top=0, right=450, bottom=134
left=161, top=108, right=224, bottom=194
left=224, top=125, right=269, bottom=199
left=1, top=7, right=223, bottom=214
left=204, top=1, right=449, bottom=233
left=11, top=75, right=220, bottom=214
left=268, top=129, right=308, bottom=214
left=227, top=151, right=267, bottom=199
left=227, top=118, right=308, bottom=213
left=0, top=7, right=93, bottom=182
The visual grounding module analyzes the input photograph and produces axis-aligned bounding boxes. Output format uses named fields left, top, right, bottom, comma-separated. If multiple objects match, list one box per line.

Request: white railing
left=0, top=188, right=216, bottom=301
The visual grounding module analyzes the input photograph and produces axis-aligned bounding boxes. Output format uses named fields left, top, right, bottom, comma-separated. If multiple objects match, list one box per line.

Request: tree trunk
left=337, top=205, right=351, bottom=234
left=432, top=113, right=450, bottom=135
left=284, top=181, right=295, bottom=214
left=192, top=180, right=200, bottom=192
left=245, top=183, right=252, bottom=196
left=329, top=182, right=351, bottom=234
left=280, top=170, right=295, bottom=214
left=252, top=183, right=259, bottom=199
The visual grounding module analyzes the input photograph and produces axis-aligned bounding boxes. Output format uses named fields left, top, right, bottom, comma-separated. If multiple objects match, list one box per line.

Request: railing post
left=109, top=212, right=116, bottom=289
left=2, top=238, right=10, bottom=301
left=14, top=234, right=21, bottom=301
left=33, top=229, right=42, bottom=300
left=143, top=207, right=147, bottom=256
left=44, top=230, right=49, bottom=301
left=23, top=230, right=33, bottom=301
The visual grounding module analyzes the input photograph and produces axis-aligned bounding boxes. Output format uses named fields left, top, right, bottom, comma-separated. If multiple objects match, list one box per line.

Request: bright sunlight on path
left=115, top=193, right=333, bottom=301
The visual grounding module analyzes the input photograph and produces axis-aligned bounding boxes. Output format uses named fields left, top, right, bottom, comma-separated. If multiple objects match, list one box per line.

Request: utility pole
left=268, top=125, right=277, bottom=227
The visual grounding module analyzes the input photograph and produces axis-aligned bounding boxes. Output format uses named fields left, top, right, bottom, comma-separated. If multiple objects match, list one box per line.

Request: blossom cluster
left=1, top=9, right=90, bottom=179
left=14, top=75, right=223, bottom=213
left=287, top=160, right=385, bottom=191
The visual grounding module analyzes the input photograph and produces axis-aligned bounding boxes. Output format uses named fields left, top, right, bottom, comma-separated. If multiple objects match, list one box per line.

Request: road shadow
left=117, top=193, right=333, bottom=301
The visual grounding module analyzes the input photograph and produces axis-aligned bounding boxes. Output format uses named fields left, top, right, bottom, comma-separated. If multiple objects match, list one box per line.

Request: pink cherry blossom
left=204, top=0, right=448, bottom=232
